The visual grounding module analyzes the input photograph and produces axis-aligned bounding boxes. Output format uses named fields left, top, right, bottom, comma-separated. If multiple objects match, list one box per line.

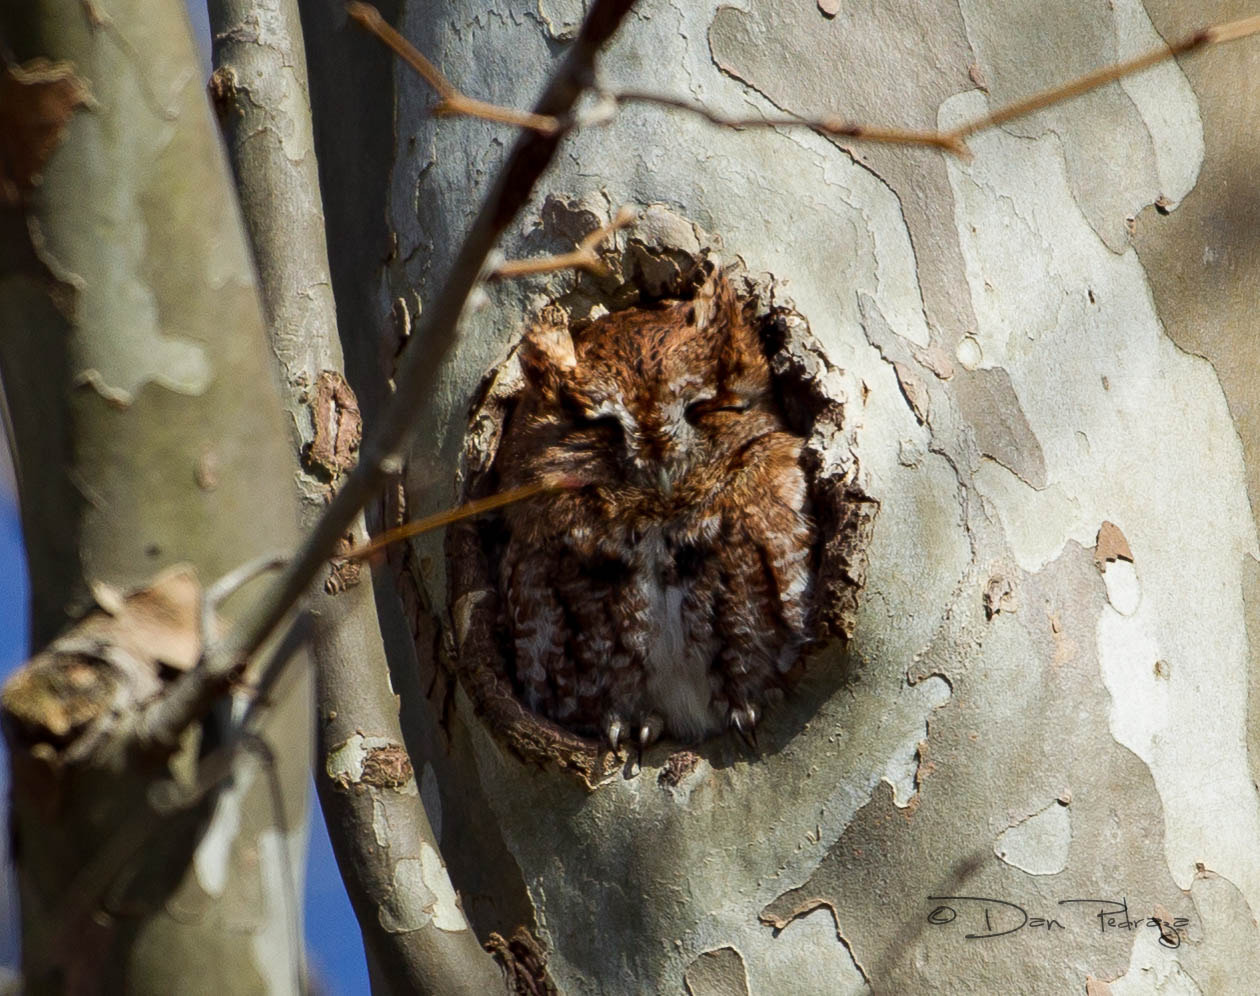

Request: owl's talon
left=605, top=715, right=626, bottom=750
left=637, top=715, right=664, bottom=747
left=729, top=705, right=760, bottom=748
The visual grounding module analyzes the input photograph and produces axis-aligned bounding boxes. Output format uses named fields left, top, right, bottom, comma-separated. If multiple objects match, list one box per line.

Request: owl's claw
left=637, top=714, right=664, bottom=748
left=604, top=714, right=626, bottom=750
left=729, top=704, right=760, bottom=748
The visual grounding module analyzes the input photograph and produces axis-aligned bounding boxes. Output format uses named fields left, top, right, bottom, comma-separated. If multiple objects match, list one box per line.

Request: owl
left=494, top=269, right=814, bottom=748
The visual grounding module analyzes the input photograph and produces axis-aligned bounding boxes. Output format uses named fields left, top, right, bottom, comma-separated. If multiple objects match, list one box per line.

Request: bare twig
left=608, top=92, right=967, bottom=153
left=135, top=554, right=286, bottom=750
left=611, top=14, right=1260, bottom=157
left=349, top=6, right=1260, bottom=157
left=943, top=13, right=1260, bottom=148
left=347, top=1, right=562, bottom=135
left=200, top=552, right=287, bottom=646
left=342, top=480, right=560, bottom=561
left=493, top=204, right=638, bottom=279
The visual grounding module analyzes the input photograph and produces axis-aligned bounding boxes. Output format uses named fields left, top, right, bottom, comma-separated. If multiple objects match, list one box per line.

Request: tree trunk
left=302, top=0, right=1260, bottom=992
left=7, top=0, right=1260, bottom=992
left=0, top=1, right=310, bottom=990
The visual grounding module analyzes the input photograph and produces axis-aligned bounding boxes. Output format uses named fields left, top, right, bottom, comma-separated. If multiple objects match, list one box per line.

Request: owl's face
left=512, top=278, right=782, bottom=503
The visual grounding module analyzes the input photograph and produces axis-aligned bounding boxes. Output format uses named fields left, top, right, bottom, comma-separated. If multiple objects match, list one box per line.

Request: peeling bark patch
left=659, top=749, right=701, bottom=787
left=0, top=59, right=90, bottom=205
left=893, top=362, right=929, bottom=424
left=486, top=926, right=557, bottom=996
left=883, top=676, right=951, bottom=807
left=1094, top=520, right=1134, bottom=571
left=2, top=566, right=201, bottom=749
left=994, top=798, right=1071, bottom=875
left=361, top=744, right=414, bottom=790
left=914, top=344, right=955, bottom=381
left=379, top=857, right=434, bottom=933
left=953, top=366, right=1048, bottom=490
left=304, top=370, right=362, bottom=479
left=325, top=533, right=362, bottom=595
left=683, top=946, right=750, bottom=996
left=983, top=574, right=1015, bottom=619
left=537, top=0, right=587, bottom=41
left=378, top=845, right=468, bottom=934
left=419, top=842, right=467, bottom=930
left=207, top=66, right=239, bottom=127
left=327, top=733, right=415, bottom=791
left=1096, top=522, right=1139, bottom=614
left=758, top=899, right=870, bottom=985
left=324, top=557, right=361, bottom=595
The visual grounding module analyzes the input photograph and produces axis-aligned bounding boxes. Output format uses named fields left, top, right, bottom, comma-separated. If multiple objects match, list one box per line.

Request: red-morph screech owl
left=495, top=269, right=814, bottom=748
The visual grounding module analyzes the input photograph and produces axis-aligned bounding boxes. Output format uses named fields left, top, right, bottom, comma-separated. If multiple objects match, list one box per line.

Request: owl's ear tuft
left=691, top=268, right=740, bottom=337
left=518, top=317, right=577, bottom=394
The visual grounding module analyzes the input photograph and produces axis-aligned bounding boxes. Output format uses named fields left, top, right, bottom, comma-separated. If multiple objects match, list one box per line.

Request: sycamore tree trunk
left=7, top=0, right=1260, bottom=993
left=0, top=1, right=311, bottom=992
left=300, top=0, right=1260, bottom=992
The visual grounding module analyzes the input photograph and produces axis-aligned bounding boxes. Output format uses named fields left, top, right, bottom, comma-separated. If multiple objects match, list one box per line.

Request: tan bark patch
left=1094, top=520, right=1134, bottom=571
left=304, top=370, right=362, bottom=479
left=683, top=946, right=750, bottom=996
left=0, top=59, right=90, bottom=205
left=361, top=743, right=414, bottom=790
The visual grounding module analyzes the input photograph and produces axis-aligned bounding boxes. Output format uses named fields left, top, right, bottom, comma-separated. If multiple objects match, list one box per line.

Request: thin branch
left=356, top=9, right=1260, bottom=158
left=492, top=204, right=638, bottom=279
left=346, top=1, right=562, bottom=135
left=342, top=480, right=559, bottom=561
left=210, top=2, right=513, bottom=988
left=608, top=91, right=967, bottom=153
left=200, top=552, right=287, bottom=646
left=613, top=14, right=1260, bottom=156
left=943, top=14, right=1260, bottom=146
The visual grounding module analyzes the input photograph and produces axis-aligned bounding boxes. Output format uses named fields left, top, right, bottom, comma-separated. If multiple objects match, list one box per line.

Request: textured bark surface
left=353, top=1, right=1260, bottom=992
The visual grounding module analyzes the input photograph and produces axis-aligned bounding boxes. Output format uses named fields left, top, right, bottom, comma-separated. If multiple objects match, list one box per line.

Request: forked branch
left=349, top=4, right=1260, bottom=157
left=492, top=204, right=638, bottom=279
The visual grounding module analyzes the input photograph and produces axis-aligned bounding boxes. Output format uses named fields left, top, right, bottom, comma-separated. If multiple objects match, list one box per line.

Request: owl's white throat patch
left=640, top=531, right=720, bottom=741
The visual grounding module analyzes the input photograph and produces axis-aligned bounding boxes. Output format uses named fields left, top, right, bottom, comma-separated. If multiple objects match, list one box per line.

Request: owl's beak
left=657, top=465, right=673, bottom=496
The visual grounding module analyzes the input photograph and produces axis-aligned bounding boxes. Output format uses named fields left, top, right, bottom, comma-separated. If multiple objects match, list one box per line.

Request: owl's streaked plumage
left=495, top=271, right=814, bottom=746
